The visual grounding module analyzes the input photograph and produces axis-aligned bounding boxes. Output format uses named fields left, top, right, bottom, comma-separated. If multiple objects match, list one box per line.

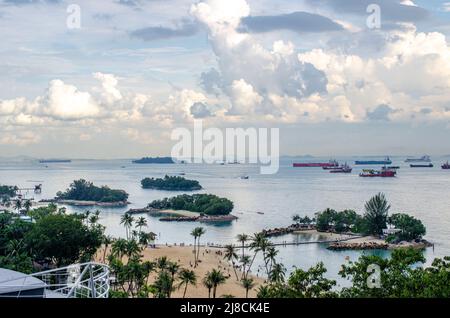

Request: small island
left=132, top=157, right=174, bottom=164
left=55, top=179, right=129, bottom=207
left=0, top=185, right=18, bottom=198
left=129, top=194, right=237, bottom=222
left=141, top=175, right=202, bottom=191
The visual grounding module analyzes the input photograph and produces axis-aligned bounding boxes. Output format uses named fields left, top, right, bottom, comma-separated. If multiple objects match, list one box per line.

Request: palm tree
left=236, top=234, right=249, bottom=259
left=102, top=235, right=113, bottom=263
left=241, top=278, right=255, bottom=298
left=247, top=232, right=269, bottom=278
left=120, top=213, right=135, bottom=240
left=136, top=217, right=148, bottom=232
left=156, top=256, right=169, bottom=271
left=111, top=238, right=128, bottom=260
left=125, top=239, right=141, bottom=259
left=239, top=255, right=251, bottom=280
left=23, top=200, right=32, bottom=213
left=190, top=228, right=199, bottom=265
left=14, top=200, right=22, bottom=214
left=264, top=246, right=279, bottom=275
left=269, top=262, right=286, bottom=284
left=292, top=214, right=301, bottom=225
left=364, top=193, right=390, bottom=236
left=223, top=244, right=239, bottom=280
left=207, top=269, right=227, bottom=298
left=196, top=227, right=206, bottom=265
left=166, top=262, right=180, bottom=298
left=178, top=269, right=197, bottom=298
left=202, top=275, right=213, bottom=298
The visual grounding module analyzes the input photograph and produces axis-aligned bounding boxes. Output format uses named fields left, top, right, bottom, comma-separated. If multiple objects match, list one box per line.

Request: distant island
left=148, top=194, right=234, bottom=216
left=39, top=159, right=72, bottom=164
left=132, top=157, right=174, bottom=164
left=141, top=176, right=202, bottom=191
left=55, top=179, right=129, bottom=205
left=0, top=185, right=18, bottom=198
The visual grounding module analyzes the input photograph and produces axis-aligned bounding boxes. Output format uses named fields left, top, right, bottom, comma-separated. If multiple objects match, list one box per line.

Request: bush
left=56, top=179, right=129, bottom=203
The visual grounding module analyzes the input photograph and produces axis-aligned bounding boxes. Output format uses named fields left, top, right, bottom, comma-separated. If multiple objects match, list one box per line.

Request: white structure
left=0, top=262, right=110, bottom=298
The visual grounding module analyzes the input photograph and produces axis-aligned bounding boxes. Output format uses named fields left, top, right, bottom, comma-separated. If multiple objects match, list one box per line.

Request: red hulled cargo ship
left=293, top=160, right=338, bottom=168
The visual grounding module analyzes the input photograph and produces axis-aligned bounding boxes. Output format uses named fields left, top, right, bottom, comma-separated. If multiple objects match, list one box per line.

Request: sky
left=0, top=0, right=450, bottom=158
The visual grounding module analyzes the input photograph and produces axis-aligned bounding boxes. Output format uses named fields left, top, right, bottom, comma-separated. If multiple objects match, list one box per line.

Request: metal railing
left=0, top=262, right=110, bottom=298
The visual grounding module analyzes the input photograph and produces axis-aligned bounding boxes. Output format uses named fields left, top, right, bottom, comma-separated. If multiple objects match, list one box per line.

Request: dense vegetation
left=148, top=194, right=234, bottom=216
left=141, top=175, right=202, bottom=191
left=0, top=205, right=103, bottom=272
left=257, top=248, right=450, bottom=298
left=295, top=193, right=426, bottom=241
left=0, top=185, right=18, bottom=198
left=56, top=179, right=129, bottom=203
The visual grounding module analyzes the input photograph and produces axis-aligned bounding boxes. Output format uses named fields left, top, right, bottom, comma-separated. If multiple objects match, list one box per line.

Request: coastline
left=44, top=199, right=129, bottom=207
left=128, top=207, right=238, bottom=222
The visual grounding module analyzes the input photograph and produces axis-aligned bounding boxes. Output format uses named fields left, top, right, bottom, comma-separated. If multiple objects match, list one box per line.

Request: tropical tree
left=223, top=244, right=239, bottom=280
left=205, top=269, right=228, bottom=298
left=23, top=200, right=32, bottom=213
left=241, top=278, right=255, bottom=298
left=120, top=213, right=135, bottom=240
left=236, top=233, right=249, bottom=259
left=178, top=269, right=197, bottom=298
left=136, top=217, right=148, bottom=233
left=247, top=233, right=269, bottom=279
left=202, top=275, right=213, bottom=298
left=195, top=227, right=206, bottom=266
left=111, top=238, right=128, bottom=260
left=364, top=193, right=390, bottom=235
left=102, top=235, right=113, bottom=263
left=191, top=227, right=205, bottom=267
left=14, top=200, right=22, bottom=214
left=269, top=263, right=286, bottom=284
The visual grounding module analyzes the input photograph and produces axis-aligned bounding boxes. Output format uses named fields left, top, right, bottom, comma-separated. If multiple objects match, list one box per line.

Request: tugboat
left=359, top=168, right=397, bottom=178
left=329, top=163, right=352, bottom=173
left=441, top=162, right=450, bottom=170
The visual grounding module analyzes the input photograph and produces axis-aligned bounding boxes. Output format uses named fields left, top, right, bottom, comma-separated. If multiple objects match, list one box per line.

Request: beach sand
left=99, top=245, right=265, bottom=298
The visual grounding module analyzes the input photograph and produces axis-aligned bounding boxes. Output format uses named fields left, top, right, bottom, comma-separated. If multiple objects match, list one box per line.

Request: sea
left=1, top=156, right=449, bottom=287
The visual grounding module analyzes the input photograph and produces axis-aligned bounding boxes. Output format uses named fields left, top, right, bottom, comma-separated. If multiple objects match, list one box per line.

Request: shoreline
left=42, top=199, right=129, bottom=207
left=128, top=207, right=238, bottom=222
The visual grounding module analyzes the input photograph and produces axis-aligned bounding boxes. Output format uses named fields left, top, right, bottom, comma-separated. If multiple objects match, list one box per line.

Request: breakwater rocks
left=160, top=215, right=238, bottom=223
left=328, top=242, right=389, bottom=251
left=127, top=207, right=160, bottom=215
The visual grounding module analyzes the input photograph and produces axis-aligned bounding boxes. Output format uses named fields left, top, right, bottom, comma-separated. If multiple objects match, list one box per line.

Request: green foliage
left=315, top=209, right=337, bottom=232
left=364, top=193, right=390, bottom=235
left=0, top=185, right=18, bottom=198
left=25, top=213, right=104, bottom=267
left=388, top=213, right=426, bottom=241
left=27, top=203, right=58, bottom=220
left=339, top=248, right=450, bottom=298
left=56, top=179, right=129, bottom=203
left=141, top=175, right=202, bottom=191
left=257, top=263, right=337, bottom=298
left=148, top=194, right=234, bottom=216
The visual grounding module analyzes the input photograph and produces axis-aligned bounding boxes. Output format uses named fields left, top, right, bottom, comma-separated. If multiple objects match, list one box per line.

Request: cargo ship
left=39, top=159, right=71, bottom=164
left=405, top=155, right=431, bottom=163
left=410, top=163, right=434, bottom=168
left=329, top=163, right=352, bottom=174
left=359, top=168, right=396, bottom=177
left=442, top=162, right=450, bottom=169
left=355, top=157, right=392, bottom=165
left=293, top=160, right=338, bottom=168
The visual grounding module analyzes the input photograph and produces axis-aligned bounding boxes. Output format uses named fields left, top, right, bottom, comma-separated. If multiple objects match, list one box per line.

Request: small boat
left=240, top=176, right=249, bottom=180
left=442, top=162, right=450, bottom=170
left=359, top=168, right=396, bottom=178
left=179, top=173, right=186, bottom=176
left=410, top=163, right=434, bottom=168
left=329, top=163, right=352, bottom=173
left=257, top=212, right=264, bottom=215
left=355, top=157, right=392, bottom=165
left=294, top=160, right=338, bottom=168
left=405, top=155, right=431, bottom=163
left=383, top=166, right=400, bottom=170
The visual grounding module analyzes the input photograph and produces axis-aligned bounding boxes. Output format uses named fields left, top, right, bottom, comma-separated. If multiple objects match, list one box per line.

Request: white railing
left=0, top=262, right=110, bottom=298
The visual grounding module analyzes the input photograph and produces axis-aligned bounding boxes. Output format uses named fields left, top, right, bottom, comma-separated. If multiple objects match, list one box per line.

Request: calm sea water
left=1, top=156, right=449, bottom=286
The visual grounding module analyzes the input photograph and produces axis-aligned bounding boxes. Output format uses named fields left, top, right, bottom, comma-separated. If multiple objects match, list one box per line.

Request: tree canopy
left=148, top=194, right=234, bottom=216
left=141, top=175, right=202, bottom=191
left=56, top=179, right=129, bottom=203
left=0, top=185, right=18, bottom=198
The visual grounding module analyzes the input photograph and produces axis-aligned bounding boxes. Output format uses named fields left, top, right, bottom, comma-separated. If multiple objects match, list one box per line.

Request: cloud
left=0, top=131, right=41, bottom=146
left=367, top=104, right=394, bottom=121
left=239, top=12, right=343, bottom=34
left=130, top=20, right=199, bottom=41
left=307, top=0, right=429, bottom=23
left=190, top=102, right=215, bottom=118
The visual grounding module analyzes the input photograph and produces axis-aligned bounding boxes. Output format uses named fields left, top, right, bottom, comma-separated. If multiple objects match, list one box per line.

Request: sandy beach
left=98, top=245, right=265, bottom=298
